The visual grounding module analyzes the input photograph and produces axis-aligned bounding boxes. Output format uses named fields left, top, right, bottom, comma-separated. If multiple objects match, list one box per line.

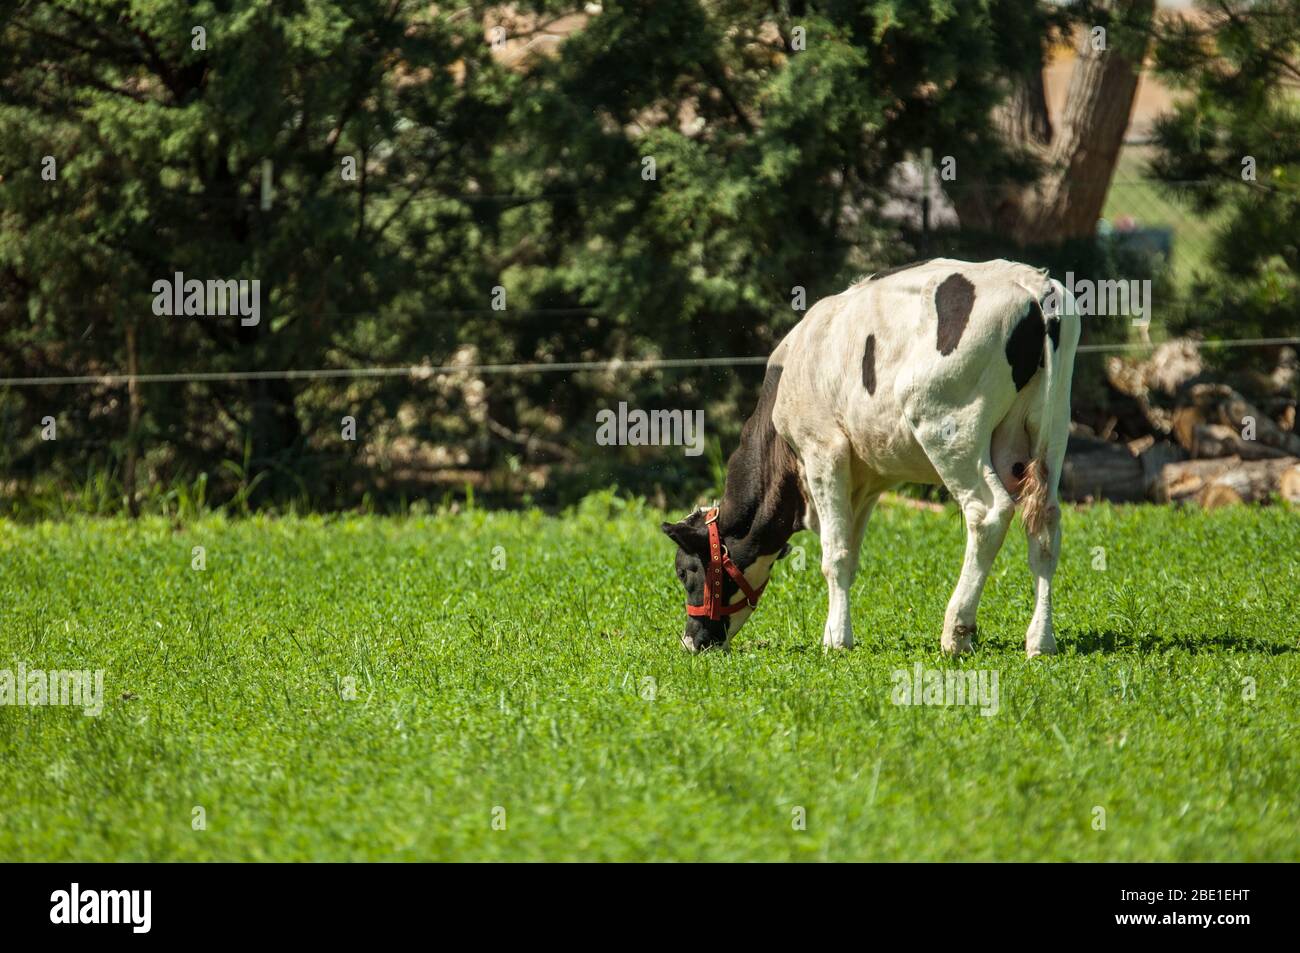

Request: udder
left=991, top=416, right=1032, bottom=497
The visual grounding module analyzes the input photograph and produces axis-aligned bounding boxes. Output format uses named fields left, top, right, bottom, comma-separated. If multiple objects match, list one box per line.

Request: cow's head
left=661, top=508, right=781, bottom=652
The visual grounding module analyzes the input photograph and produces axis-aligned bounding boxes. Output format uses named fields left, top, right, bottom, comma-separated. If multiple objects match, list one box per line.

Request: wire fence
left=4, top=334, right=1300, bottom=390
left=0, top=166, right=1282, bottom=390
left=3, top=156, right=1292, bottom=510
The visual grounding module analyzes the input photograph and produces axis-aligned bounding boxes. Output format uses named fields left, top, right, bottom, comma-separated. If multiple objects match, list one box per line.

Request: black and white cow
left=663, top=258, right=1080, bottom=658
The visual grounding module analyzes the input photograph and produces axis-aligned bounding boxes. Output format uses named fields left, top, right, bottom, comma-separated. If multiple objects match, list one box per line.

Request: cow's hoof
left=822, top=625, right=854, bottom=650
left=942, top=624, right=976, bottom=655
left=1025, top=634, right=1057, bottom=658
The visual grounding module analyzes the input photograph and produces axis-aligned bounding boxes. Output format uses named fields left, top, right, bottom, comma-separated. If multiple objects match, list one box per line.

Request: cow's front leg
left=802, top=441, right=857, bottom=650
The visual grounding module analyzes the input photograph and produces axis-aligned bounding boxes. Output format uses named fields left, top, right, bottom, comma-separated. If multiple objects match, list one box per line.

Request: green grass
left=2, top=494, right=1298, bottom=861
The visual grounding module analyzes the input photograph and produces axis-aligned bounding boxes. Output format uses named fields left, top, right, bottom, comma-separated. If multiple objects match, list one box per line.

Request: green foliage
left=1, top=0, right=506, bottom=502
left=1, top=1, right=1051, bottom=510
left=1149, top=0, right=1300, bottom=354
left=1, top=498, right=1298, bottom=860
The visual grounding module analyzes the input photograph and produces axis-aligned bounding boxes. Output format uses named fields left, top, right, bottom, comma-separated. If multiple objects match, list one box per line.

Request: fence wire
left=3, top=335, right=1298, bottom=389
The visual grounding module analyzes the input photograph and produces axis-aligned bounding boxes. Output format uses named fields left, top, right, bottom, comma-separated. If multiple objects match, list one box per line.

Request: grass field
left=2, top=493, right=1298, bottom=861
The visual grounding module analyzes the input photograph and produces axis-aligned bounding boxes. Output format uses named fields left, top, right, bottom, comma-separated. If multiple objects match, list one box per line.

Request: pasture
left=1, top=494, right=1297, bottom=861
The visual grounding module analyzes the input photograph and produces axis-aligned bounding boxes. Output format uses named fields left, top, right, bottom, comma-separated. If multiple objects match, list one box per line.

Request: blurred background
left=1, top=0, right=1297, bottom=516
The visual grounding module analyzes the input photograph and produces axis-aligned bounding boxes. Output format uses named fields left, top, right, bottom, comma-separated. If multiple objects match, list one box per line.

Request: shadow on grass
left=735, top=630, right=1296, bottom=657
left=1064, top=630, right=1297, bottom=656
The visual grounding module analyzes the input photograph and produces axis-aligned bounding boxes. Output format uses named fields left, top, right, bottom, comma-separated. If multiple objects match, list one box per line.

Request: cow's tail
left=1020, top=278, right=1077, bottom=538
left=1019, top=460, right=1051, bottom=538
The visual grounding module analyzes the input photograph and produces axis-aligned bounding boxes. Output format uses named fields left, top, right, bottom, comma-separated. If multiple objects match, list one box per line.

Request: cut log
left=1179, top=421, right=1291, bottom=460
left=1136, top=437, right=1185, bottom=491
left=1106, top=339, right=1208, bottom=401
left=1061, top=434, right=1187, bottom=502
left=1154, top=455, right=1300, bottom=506
left=1280, top=464, right=1300, bottom=505
left=1102, top=341, right=1300, bottom=456
left=1142, top=339, right=1206, bottom=397
left=1061, top=435, right=1144, bottom=502
left=1171, top=383, right=1300, bottom=459
left=1198, top=483, right=1245, bottom=509
left=1105, top=355, right=1175, bottom=436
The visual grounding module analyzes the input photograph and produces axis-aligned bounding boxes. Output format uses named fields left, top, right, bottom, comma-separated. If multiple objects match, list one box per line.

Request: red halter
left=685, top=508, right=767, bottom=620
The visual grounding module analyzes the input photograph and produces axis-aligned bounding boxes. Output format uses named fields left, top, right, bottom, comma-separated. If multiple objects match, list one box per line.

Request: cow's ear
left=661, top=519, right=708, bottom=556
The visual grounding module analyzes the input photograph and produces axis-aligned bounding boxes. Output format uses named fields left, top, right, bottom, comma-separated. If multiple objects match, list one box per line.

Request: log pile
left=1063, top=339, right=1300, bottom=507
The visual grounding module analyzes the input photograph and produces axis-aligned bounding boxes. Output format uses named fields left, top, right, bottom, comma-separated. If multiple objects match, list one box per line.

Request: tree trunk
left=249, top=377, right=302, bottom=501
left=954, top=0, right=1156, bottom=244
left=124, top=320, right=141, bottom=518
left=1018, top=1, right=1154, bottom=244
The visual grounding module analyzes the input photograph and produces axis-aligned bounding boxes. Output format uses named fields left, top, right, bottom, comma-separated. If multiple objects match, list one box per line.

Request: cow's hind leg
left=801, top=437, right=857, bottom=650
left=1022, top=452, right=1065, bottom=657
left=911, top=421, right=1015, bottom=654
left=1022, top=358, right=1071, bottom=657
left=1024, top=503, right=1061, bottom=657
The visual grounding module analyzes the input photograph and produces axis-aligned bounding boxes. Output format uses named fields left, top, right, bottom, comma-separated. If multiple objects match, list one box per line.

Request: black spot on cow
left=869, top=259, right=933, bottom=282
left=1005, top=299, right=1055, bottom=391
left=935, top=273, right=975, bottom=356
left=1046, top=311, right=1061, bottom=351
left=861, top=334, right=877, bottom=395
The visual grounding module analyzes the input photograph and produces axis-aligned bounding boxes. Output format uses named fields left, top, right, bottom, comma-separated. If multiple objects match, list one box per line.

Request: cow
left=662, top=258, right=1080, bottom=658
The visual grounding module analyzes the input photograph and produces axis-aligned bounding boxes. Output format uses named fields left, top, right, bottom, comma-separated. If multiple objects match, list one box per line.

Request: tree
left=484, top=0, right=1055, bottom=493
left=0, top=0, right=508, bottom=504
left=0, top=1, right=1096, bottom=510
left=1148, top=0, right=1300, bottom=351
left=953, top=0, right=1157, bottom=245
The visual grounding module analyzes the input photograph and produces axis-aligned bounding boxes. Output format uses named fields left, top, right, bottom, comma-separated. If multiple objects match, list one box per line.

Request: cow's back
left=770, top=258, right=1055, bottom=484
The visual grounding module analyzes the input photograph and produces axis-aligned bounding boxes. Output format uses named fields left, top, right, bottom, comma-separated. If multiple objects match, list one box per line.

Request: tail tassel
left=1019, top=458, right=1050, bottom=536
